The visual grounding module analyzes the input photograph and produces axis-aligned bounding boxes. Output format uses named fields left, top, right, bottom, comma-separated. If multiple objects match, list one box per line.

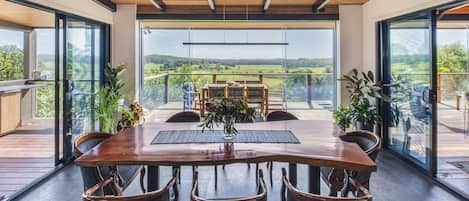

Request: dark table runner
left=151, top=130, right=300, bottom=144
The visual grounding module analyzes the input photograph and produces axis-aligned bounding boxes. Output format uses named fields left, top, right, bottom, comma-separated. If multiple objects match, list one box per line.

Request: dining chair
left=320, top=130, right=381, bottom=196
left=191, top=169, right=267, bottom=201
left=266, top=111, right=299, bottom=122
left=166, top=111, right=201, bottom=123
left=207, top=85, right=226, bottom=98
left=227, top=85, right=245, bottom=100
left=246, top=86, right=266, bottom=115
left=166, top=111, right=201, bottom=183
left=83, top=168, right=179, bottom=201
left=193, top=85, right=202, bottom=110
left=263, top=110, right=299, bottom=184
left=73, top=132, right=146, bottom=194
left=281, top=168, right=372, bottom=201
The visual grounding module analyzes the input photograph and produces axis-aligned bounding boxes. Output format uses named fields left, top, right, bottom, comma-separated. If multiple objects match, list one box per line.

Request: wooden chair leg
left=172, top=166, right=181, bottom=184
left=139, top=167, right=146, bottom=193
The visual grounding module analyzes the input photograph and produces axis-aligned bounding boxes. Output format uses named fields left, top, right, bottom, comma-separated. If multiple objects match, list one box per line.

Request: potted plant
left=95, top=64, right=126, bottom=133
left=200, top=98, right=255, bottom=140
left=349, top=99, right=379, bottom=131
left=333, top=105, right=352, bottom=131
left=336, top=69, right=390, bottom=132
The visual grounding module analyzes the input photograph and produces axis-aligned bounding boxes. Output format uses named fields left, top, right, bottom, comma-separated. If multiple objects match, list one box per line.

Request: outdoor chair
left=227, top=85, right=245, bottom=100
left=246, top=86, right=266, bottom=116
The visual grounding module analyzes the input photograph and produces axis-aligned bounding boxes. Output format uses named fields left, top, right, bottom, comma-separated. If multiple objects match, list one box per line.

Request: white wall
left=111, top=4, right=137, bottom=103
left=25, top=0, right=113, bottom=24
left=362, top=0, right=456, bottom=72
left=339, top=5, right=364, bottom=104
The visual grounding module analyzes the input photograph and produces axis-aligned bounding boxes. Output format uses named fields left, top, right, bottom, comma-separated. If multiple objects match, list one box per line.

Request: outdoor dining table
left=200, top=83, right=269, bottom=116
left=75, top=120, right=376, bottom=194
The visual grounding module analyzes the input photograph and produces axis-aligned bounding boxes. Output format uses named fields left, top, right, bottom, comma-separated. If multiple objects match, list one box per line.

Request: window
left=0, top=29, right=25, bottom=80
left=139, top=21, right=337, bottom=120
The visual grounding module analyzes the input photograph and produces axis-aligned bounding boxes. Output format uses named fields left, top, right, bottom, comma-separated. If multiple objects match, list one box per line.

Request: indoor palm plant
left=200, top=98, right=255, bottom=139
left=95, top=64, right=126, bottom=133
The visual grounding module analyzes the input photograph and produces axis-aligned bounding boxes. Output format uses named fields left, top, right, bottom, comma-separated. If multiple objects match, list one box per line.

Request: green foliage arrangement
left=200, top=98, right=256, bottom=138
left=333, top=105, right=352, bottom=131
left=95, top=64, right=126, bottom=133
left=337, top=69, right=389, bottom=131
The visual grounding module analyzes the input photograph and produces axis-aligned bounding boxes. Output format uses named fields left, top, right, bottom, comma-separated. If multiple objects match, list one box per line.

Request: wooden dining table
left=75, top=120, right=376, bottom=194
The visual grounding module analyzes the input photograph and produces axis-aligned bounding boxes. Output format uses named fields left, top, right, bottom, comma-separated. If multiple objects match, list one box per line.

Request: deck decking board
left=0, top=119, right=55, bottom=199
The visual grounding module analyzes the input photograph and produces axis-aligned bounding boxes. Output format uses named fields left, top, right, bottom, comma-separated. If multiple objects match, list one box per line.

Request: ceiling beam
left=312, top=0, right=331, bottom=13
left=92, top=0, right=116, bottom=12
left=208, top=0, right=216, bottom=12
left=150, top=0, right=166, bottom=11
left=263, top=0, right=272, bottom=12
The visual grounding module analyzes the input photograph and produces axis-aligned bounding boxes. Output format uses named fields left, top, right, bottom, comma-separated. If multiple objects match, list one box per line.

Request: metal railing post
left=437, top=73, right=441, bottom=103
left=164, top=74, right=169, bottom=104
left=307, top=74, right=312, bottom=104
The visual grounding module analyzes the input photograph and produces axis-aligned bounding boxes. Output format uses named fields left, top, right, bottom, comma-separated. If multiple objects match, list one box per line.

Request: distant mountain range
left=144, top=54, right=333, bottom=68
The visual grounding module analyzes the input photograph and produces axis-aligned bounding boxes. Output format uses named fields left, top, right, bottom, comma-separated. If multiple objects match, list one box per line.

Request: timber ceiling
left=0, top=0, right=54, bottom=28
left=111, top=0, right=369, bottom=15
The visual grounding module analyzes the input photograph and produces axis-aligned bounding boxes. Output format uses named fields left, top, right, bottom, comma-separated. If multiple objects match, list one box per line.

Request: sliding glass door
left=381, top=11, right=437, bottom=173
left=57, top=15, right=107, bottom=162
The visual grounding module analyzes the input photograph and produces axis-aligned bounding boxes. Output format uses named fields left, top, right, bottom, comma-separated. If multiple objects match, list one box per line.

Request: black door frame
left=1, top=1, right=111, bottom=200
left=378, top=1, right=469, bottom=200
left=57, top=14, right=110, bottom=163
left=379, top=9, right=437, bottom=174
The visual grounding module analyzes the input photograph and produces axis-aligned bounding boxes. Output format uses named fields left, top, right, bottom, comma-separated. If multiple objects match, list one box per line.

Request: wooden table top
left=75, top=120, right=376, bottom=172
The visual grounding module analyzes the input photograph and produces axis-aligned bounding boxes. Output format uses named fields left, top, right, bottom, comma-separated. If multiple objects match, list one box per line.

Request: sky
left=142, top=29, right=335, bottom=60
left=0, top=27, right=468, bottom=60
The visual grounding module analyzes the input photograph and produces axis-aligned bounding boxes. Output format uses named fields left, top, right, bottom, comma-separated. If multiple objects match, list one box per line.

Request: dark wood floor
left=9, top=150, right=465, bottom=201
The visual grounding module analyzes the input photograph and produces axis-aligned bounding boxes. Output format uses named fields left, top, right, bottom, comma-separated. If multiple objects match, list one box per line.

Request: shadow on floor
left=11, top=150, right=464, bottom=201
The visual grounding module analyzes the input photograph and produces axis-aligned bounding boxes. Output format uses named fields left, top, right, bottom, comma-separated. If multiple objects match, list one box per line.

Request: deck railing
left=389, top=73, right=469, bottom=109
left=142, top=73, right=334, bottom=110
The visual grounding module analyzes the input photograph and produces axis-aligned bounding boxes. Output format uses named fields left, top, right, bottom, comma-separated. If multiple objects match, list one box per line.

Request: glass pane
left=388, top=17, right=432, bottom=168
left=140, top=24, right=337, bottom=122
left=67, top=19, right=97, bottom=136
left=0, top=29, right=25, bottom=80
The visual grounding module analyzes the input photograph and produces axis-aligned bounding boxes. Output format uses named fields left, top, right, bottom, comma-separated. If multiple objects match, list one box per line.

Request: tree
left=438, top=43, right=467, bottom=73
left=0, top=45, right=24, bottom=80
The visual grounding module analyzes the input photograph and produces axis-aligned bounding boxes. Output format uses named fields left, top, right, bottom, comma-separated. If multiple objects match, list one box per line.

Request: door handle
left=66, top=128, right=72, bottom=136
left=429, top=89, right=437, bottom=104
left=65, top=80, right=74, bottom=92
